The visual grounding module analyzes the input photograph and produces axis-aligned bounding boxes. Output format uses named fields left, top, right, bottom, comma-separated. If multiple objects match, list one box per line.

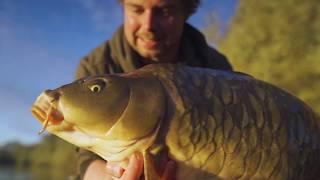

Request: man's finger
left=106, top=161, right=125, bottom=178
left=120, top=152, right=144, bottom=180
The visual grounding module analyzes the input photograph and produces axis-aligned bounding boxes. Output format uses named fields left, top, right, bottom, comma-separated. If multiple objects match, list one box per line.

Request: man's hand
left=116, top=153, right=144, bottom=180
left=83, top=153, right=143, bottom=180
left=83, top=152, right=176, bottom=180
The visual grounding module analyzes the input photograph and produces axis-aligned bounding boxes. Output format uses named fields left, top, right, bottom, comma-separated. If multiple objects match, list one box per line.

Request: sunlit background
left=0, top=0, right=237, bottom=145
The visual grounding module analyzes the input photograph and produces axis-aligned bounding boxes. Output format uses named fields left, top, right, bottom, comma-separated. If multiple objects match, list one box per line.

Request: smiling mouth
left=138, top=37, right=162, bottom=49
left=137, top=32, right=162, bottom=47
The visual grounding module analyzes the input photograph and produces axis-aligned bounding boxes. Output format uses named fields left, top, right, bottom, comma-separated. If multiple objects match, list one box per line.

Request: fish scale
left=31, top=63, right=320, bottom=180
left=155, top=64, right=320, bottom=179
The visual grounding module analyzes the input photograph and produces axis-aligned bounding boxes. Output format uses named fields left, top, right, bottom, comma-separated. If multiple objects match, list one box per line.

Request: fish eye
left=86, top=78, right=107, bottom=93
left=89, top=84, right=102, bottom=93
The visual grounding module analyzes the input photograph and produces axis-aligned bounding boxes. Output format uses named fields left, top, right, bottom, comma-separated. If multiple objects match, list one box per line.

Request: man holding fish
left=75, top=0, right=232, bottom=179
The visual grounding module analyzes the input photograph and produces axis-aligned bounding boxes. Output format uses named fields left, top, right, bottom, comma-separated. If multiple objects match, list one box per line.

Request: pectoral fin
left=143, top=150, right=161, bottom=180
left=143, top=150, right=176, bottom=180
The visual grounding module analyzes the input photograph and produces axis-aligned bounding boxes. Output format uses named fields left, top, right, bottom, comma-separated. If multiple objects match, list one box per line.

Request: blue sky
left=0, top=0, right=238, bottom=145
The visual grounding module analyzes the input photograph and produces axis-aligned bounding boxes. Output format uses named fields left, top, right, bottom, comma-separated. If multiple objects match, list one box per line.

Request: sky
left=0, top=0, right=238, bottom=145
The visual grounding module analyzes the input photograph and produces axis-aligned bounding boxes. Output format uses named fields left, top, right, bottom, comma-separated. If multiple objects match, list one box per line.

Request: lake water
left=0, top=167, right=31, bottom=180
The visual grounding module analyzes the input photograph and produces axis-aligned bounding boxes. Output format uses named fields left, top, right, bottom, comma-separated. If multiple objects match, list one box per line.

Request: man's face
left=123, top=0, right=186, bottom=62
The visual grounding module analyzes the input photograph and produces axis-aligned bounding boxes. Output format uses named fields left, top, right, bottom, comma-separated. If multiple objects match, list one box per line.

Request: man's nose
left=142, top=10, right=158, bottom=31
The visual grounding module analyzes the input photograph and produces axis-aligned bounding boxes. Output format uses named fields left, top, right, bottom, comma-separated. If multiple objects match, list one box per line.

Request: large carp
left=31, top=63, right=320, bottom=179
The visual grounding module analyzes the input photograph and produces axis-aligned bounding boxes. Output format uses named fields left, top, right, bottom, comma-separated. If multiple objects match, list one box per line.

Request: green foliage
left=29, top=135, right=78, bottom=177
left=0, top=149, right=15, bottom=166
left=0, top=141, right=33, bottom=168
left=0, top=135, right=78, bottom=179
left=204, top=0, right=320, bottom=114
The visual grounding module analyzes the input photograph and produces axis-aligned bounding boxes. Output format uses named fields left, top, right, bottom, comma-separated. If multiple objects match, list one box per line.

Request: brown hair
left=118, top=0, right=201, bottom=18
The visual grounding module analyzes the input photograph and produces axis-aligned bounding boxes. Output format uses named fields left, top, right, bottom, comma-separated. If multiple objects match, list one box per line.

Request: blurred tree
left=0, top=141, right=32, bottom=168
left=51, top=137, right=77, bottom=167
left=0, top=149, right=15, bottom=166
left=23, top=135, right=77, bottom=179
left=29, top=135, right=56, bottom=167
left=204, top=0, right=320, bottom=113
left=29, top=135, right=77, bottom=166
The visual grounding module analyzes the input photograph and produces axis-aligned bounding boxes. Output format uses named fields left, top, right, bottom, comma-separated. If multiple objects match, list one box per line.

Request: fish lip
left=32, top=104, right=76, bottom=133
left=31, top=105, right=47, bottom=123
left=31, top=96, right=73, bottom=133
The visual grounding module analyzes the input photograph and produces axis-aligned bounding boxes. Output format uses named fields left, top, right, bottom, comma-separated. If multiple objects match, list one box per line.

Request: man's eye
left=132, top=7, right=144, bottom=14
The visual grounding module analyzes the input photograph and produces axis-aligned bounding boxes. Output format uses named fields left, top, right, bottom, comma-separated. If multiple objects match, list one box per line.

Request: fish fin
left=143, top=150, right=161, bottom=180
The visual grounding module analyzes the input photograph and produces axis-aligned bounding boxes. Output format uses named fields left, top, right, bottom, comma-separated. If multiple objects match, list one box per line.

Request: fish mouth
left=31, top=92, right=74, bottom=134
